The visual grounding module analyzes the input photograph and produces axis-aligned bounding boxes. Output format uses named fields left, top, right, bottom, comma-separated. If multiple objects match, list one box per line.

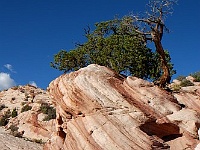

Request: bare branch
left=140, top=0, right=178, bottom=87
left=84, top=25, right=91, bottom=35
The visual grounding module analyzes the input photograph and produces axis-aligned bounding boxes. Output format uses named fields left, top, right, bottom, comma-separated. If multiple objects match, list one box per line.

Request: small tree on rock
left=51, top=0, right=177, bottom=84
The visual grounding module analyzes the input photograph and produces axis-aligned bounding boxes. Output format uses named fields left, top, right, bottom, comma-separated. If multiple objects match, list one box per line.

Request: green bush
left=190, top=72, right=200, bottom=82
left=40, top=103, right=49, bottom=114
left=171, top=84, right=181, bottom=92
left=21, top=105, right=32, bottom=113
left=176, top=75, right=186, bottom=81
left=40, top=103, right=56, bottom=121
left=12, top=131, right=23, bottom=138
left=180, top=79, right=194, bottom=87
left=0, top=104, right=6, bottom=111
left=9, top=124, right=19, bottom=132
left=32, top=139, right=43, bottom=144
left=21, top=102, right=27, bottom=106
left=0, top=110, right=11, bottom=126
left=11, top=108, right=18, bottom=118
left=0, top=116, right=9, bottom=126
left=8, top=125, right=23, bottom=138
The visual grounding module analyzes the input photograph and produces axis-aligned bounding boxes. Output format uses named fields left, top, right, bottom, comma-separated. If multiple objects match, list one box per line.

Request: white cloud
left=29, top=81, right=37, bottom=87
left=0, top=72, right=16, bottom=90
left=4, top=64, right=16, bottom=73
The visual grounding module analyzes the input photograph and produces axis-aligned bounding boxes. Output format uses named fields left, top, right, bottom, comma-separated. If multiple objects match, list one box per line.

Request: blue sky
left=0, top=0, right=199, bottom=90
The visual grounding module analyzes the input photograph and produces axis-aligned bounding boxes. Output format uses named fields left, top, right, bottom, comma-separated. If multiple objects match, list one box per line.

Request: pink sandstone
left=46, top=64, right=200, bottom=150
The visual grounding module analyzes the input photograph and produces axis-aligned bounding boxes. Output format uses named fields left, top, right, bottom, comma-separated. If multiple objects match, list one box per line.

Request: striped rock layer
left=46, top=64, right=200, bottom=150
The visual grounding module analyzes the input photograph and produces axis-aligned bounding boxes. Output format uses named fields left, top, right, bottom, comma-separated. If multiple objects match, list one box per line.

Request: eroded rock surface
left=0, top=85, right=56, bottom=143
left=0, top=127, right=42, bottom=150
left=46, top=64, right=200, bottom=150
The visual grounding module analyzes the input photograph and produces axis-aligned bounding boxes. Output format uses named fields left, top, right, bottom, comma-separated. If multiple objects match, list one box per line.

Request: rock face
left=46, top=64, right=200, bottom=150
left=0, top=127, right=42, bottom=150
left=0, top=85, right=56, bottom=146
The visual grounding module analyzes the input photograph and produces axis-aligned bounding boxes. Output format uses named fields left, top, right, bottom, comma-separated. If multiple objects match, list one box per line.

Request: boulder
left=46, top=64, right=200, bottom=150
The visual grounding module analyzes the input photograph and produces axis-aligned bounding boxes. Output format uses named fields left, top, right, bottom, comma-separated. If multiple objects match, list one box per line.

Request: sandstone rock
left=46, top=64, right=200, bottom=150
left=195, top=143, right=200, bottom=150
left=174, top=85, right=200, bottom=112
left=186, top=76, right=195, bottom=82
left=172, top=79, right=181, bottom=85
left=0, top=85, right=56, bottom=143
left=0, top=127, right=42, bottom=150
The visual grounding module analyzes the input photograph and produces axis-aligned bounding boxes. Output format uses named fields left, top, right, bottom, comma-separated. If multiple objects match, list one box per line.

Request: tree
left=51, top=16, right=175, bottom=81
left=129, top=0, right=178, bottom=87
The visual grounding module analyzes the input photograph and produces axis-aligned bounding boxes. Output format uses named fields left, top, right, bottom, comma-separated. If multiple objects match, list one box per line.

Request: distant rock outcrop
left=46, top=64, right=200, bottom=150
left=0, top=85, right=56, bottom=148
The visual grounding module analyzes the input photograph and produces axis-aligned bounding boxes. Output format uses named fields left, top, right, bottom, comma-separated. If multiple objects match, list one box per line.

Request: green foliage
left=180, top=79, right=194, bottom=87
left=9, top=124, right=19, bottom=132
left=21, top=105, right=32, bottom=113
left=0, top=116, right=9, bottom=126
left=190, top=72, right=200, bottom=82
left=21, top=102, right=27, bottom=106
left=11, top=108, right=18, bottom=118
left=40, top=103, right=56, bottom=121
left=51, top=17, right=175, bottom=81
left=176, top=75, right=186, bottom=81
left=9, top=125, right=23, bottom=138
left=151, top=50, right=176, bottom=81
left=171, top=84, right=181, bottom=92
left=40, top=103, right=51, bottom=114
left=32, top=139, right=43, bottom=144
left=0, top=104, right=6, bottom=111
left=0, top=110, right=11, bottom=126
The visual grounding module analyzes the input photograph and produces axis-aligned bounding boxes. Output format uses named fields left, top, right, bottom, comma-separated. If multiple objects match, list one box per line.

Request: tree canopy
left=51, top=17, right=175, bottom=81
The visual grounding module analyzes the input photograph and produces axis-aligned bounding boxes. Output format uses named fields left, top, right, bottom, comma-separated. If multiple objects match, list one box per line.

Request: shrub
left=171, top=84, right=181, bottom=92
left=21, top=102, right=27, bottom=106
left=0, top=116, right=9, bottom=126
left=20, top=89, right=25, bottom=93
left=0, top=104, right=6, bottom=111
left=21, top=105, right=32, bottom=113
left=180, top=79, right=194, bottom=87
left=176, top=75, right=186, bottom=81
left=190, top=72, right=200, bottom=82
left=40, top=103, right=56, bottom=121
left=40, top=103, right=49, bottom=114
left=43, top=109, right=56, bottom=121
left=32, top=139, right=43, bottom=144
left=24, top=96, right=29, bottom=101
left=9, top=124, right=19, bottom=132
left=0, top=110, right=11, bottom=126
left=11, top=86, right=19, bottom=90
left=11, top=108, right=18, bottom=118
left=8, top=125, right=23, bottom=138
left=12, top=131, right=23, bottom=138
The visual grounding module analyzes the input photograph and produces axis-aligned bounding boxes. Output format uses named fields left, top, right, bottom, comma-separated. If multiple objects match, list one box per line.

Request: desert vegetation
left=40, top=102, right=56, bottom=121
left=190, top=72, right=200, bottom=82
left=21, top=104, right=32, bottom=113
left=51, top=0, right=178, bottom=87
left=0, top=109, right=11, bottom=126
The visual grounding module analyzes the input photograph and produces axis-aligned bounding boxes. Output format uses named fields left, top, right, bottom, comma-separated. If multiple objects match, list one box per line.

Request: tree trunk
left=151, top=31, right=170, bottom=87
